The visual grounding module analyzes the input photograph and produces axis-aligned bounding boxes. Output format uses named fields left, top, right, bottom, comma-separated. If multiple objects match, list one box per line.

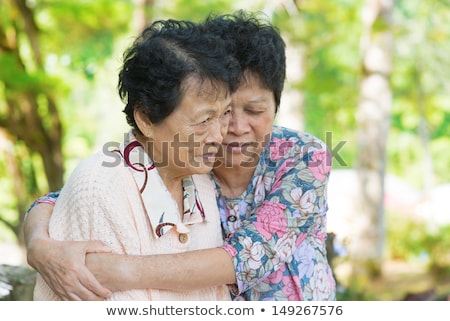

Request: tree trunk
left=352, top=0, right=394, bottom=281
left=0, top=0, right=64, bottom=243
left=132, top=0, right=155, bottom=32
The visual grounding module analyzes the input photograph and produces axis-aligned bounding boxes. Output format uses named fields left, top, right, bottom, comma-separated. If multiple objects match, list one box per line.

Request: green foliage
left=0, top=0, right=135, bottom=244
left=387, top=215, right=429, bottom=260
left=272, top=1, right=361, bottom=169
left=386, top=212, right=450, bottom=272
left=389, top=0, right=450, bottom=186
left=37, top=0, right=134, bottom=78
left=0, top=54, right=65, bottom=97
left=336, top=286, right=375, bottom=301
left=159, top=0, right=234, bottom=21
left=426, top=225, right=450, bottom=274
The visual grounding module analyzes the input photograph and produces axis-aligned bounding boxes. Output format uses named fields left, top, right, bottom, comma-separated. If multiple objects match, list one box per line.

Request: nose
left=205, top=118, right=224, bottom=145
left=227, top=112, right=249, bottom=136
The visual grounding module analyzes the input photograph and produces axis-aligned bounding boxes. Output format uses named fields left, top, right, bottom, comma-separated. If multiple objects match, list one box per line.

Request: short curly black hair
left=118, top=19, right=241, bottom=130
left=201, top=10, right=286, bottom=112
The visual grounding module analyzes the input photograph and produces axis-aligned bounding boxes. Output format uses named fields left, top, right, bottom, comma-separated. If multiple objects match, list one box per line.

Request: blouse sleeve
left=24, top=190, right=61, bottom=221
left=221, top=139, right=333, bottom=295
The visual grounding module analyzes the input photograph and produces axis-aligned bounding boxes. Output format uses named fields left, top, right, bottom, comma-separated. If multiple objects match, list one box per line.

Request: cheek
left=254, top=122, right=273, bottom=142
left=189, top=135, right=207, bottom=154
left=220, top=123, right=228, bottom=138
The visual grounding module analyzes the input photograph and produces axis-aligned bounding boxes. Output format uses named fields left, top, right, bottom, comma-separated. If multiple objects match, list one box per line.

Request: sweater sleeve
left=34, top=150, right=154, bottom=300
left=24, top=190, right=61, bottom=221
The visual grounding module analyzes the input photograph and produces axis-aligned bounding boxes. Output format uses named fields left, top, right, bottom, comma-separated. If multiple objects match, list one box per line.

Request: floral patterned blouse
left=27, top=125, right=336, bottom=301
left=216, top=125, right=336, bottom=301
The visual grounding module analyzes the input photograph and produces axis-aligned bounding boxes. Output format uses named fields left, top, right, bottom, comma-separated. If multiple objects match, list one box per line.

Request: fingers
left=80, top=241, right=114, bottom=298
left=32, top=240, right=112, bottom=300
left=54, top=278, right=107, bottom=301
left=78, top=266, right=113, bottom=299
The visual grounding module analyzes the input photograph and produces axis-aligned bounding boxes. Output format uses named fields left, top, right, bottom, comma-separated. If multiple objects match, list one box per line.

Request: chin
left=192, top=161, right=215, bottom=174
left=230, top=155, right=258, bottom=168
left=194, top=168, right=214, bottom=175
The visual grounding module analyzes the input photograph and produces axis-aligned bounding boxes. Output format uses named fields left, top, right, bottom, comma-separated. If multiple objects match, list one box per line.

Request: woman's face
left=141, top=76, right=232, bottom=179
left=217, top=72, right=276, bottom=169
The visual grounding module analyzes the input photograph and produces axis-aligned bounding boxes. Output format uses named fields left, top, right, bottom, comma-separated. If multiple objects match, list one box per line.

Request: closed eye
left=245, top=109, right=264, bottom=115
left=199, top=117, right=211, bottom=125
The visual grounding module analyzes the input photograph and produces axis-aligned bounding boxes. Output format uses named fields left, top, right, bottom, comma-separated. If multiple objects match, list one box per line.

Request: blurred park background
left=0, top=0, right=449, bottom=300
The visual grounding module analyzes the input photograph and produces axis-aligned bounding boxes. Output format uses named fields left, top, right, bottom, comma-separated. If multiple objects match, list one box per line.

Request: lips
left=223, top=142, right=256, bottom=153
left=201, top=153, right=217, bottom=162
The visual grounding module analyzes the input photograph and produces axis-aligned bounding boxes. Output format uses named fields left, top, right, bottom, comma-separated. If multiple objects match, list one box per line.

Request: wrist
left=26, top=237, right=51, bottom=270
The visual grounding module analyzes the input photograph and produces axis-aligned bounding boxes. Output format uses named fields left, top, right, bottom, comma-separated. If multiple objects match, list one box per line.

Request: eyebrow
left=198, top=100, right=232, bottom=116
left=188, top=108, right=216, bottom=122
left=199, top=109, right=217, bottom=116
left=247, top=96, right=269, bottom=104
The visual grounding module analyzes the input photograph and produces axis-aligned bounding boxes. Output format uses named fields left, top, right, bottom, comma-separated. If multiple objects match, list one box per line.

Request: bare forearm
left=24, top=204, right=53, bottom=244
left=132, top=248, right=236, bottom=290
left=24, top=203, right=53, bottom=268
left=87, top=248, right=236, bottom=291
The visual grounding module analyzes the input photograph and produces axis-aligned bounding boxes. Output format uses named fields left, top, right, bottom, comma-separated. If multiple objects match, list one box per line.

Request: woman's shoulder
left=65, top=149, right=131, bottom=189
left=271, top=126, right=332, bottom=180
left=269, top=125, right=329, bottom=160
left=271, top=125, right=327, bottom=148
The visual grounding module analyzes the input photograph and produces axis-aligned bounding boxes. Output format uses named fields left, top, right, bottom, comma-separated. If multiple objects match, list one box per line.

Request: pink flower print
left=222, top=243, right=238, bottom=257
left=254, top=201, right=287, bottom=240
left=281, top=274, right=302, bottom=300
left=270, top=138, right=294, bottom=160
left=266, top=264, right=286, bottom=284
left=317, top=230, right=327, bottom=243
left=309, top=149, right=332, bottom=182
left=295, top=232, right=308, bottom=247
left=272, top=161, right=291, bottom=192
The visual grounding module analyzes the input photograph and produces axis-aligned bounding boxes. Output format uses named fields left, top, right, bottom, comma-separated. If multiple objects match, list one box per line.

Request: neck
left=213, top=165, right=256, bottom=198
left=134, top=130, right=184, bottom=213
left=157, top=168, right=184, bottom=215
left=134, top=130, right=183, bottom=182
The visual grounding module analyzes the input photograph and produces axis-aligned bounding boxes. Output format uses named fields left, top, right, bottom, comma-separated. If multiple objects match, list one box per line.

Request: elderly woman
left=32, top=18, right=240, bottom=300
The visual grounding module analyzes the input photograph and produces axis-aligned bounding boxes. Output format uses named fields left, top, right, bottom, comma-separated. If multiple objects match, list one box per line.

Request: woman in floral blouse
left=24, top=10, right=336, bottom=301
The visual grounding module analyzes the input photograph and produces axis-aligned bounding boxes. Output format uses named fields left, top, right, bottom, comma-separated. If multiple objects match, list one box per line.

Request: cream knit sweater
left=33, top=150, right=230, bottom=300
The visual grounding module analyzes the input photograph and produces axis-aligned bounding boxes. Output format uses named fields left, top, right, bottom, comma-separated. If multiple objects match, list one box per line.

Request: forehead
left=240, top=70, right=265, bottom=88
left=181, top=75, right=229, bottom=100
left=170, top=75, right=231, bottom=120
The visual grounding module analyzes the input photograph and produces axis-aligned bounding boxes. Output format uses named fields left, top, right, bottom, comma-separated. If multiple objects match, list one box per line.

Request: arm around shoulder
left=24, top=193, right=113, bottom=300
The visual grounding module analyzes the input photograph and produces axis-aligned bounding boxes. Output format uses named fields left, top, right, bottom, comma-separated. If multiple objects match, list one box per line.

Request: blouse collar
left=114, top=130, right=205, bottom=238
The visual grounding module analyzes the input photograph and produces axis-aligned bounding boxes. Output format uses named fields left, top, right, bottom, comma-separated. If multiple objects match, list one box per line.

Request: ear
left=134, top=109, right=154, bottom=138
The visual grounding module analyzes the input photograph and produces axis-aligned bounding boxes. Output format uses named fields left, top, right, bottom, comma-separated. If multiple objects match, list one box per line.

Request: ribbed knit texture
left=33, top=150, right=230, bottom=300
